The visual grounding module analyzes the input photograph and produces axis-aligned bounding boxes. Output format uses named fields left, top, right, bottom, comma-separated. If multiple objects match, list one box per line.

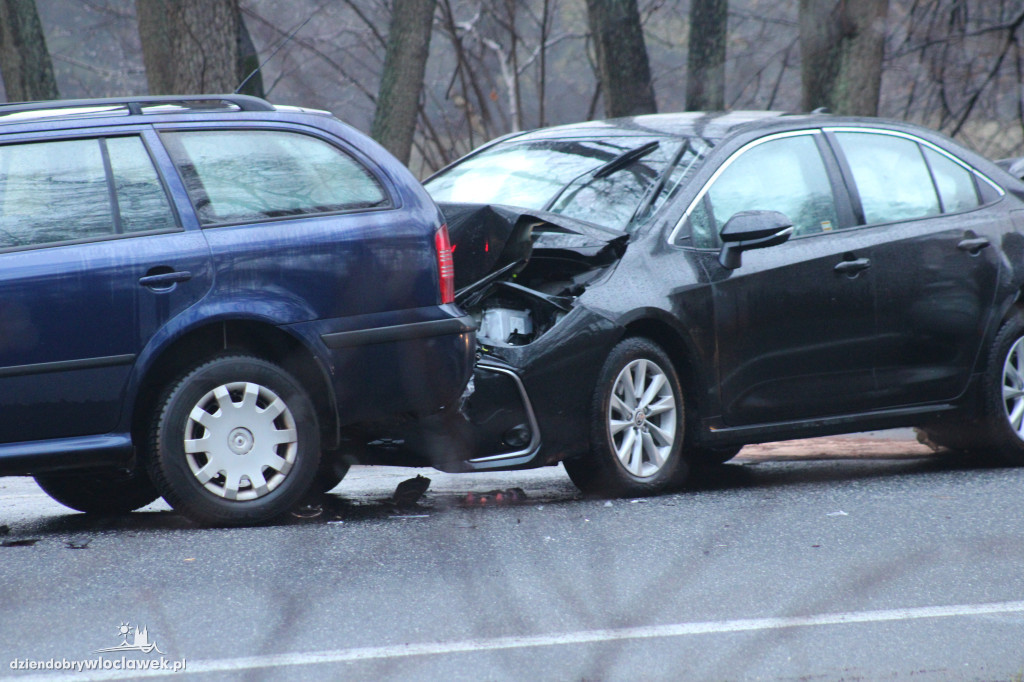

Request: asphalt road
left=2, top=432, right=1024, bottom=681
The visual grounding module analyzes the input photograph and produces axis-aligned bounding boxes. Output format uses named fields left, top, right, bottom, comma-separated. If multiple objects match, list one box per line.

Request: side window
left=162, top=130, right=389, bottom=225
left=835, top=132, right=940, bottom=224
left=922, top=146, right=980, bottom=214
left=689, top=134, right=838, bottom=248
left=106, top=137, right=177, bottom=233
left=0, top=139, right=112, bottom=248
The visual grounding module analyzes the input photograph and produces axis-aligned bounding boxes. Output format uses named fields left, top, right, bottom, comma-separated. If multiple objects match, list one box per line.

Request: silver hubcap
left=608, top=359, right=678, bottom=478
left=1003, top=337, right=1024, bottom=439
left=184, top=382, right=298, bottom=501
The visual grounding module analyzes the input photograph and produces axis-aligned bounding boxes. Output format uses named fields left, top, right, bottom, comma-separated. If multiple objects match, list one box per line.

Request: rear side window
left=162, top=129, right=389, bottom=225
left=835, top=132, right=940, bottom=224
left=0, top=136, right=175, bottom=249
left=922, top=146, right=980, bottom=213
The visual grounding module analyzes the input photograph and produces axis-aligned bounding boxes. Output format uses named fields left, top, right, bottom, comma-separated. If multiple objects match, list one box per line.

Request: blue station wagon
left=0, top=95, right=474, bottom=525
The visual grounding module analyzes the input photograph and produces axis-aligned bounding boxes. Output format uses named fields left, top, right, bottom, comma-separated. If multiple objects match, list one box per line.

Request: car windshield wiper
left=541, top=140, right=661, bottom=213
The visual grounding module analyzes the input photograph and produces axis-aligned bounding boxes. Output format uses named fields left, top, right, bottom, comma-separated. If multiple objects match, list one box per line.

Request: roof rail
left=0, top=94, right=275, bottom=117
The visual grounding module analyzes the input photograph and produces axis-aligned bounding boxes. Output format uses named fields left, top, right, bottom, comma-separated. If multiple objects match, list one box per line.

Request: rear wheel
left=564, top=337, right=687, bottom=496
left=923, top=314, right=1024, bottom=463
left=34, top=469, right=159, bottom=514
left=147, top=355, right=321, bottom=526
left=982, top=315, right=1024, bottom=464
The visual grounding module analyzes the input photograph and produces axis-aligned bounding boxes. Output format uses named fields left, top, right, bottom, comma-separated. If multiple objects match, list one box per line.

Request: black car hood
left=438, top=202, right=626, bottom=289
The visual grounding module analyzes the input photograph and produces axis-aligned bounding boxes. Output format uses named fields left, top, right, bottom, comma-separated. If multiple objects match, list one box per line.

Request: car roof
left=502, top=111, right=798, bottom=143
left=0, top=95, right=334, bottom=132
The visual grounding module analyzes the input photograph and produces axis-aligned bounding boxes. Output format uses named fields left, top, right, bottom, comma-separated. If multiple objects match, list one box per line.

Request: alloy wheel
left=1003, top=336, right=1024, bottom=440
left=608, top=358, right=678, bottom=477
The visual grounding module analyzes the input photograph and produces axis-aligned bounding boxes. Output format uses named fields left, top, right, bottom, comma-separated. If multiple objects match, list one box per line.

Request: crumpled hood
left=438, top=202, right=626, bottom=289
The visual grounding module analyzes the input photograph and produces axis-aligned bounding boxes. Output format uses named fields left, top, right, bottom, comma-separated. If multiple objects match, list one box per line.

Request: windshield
left=426, top=135, right=715, bottom=232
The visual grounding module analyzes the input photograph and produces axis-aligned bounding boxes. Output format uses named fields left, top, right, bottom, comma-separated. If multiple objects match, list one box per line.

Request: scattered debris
left=65, top=539, right=91, bottom=550
left=291, top=503, right=323, bottom=519
left=184, top=558, right=196, bottom=562
left=2, top=538, right=40, bottom=547
left=393, top=475, right=431, bottom=507
left=460, top=487, right=527, bottom=507
left=826, top=511, right=849, bottom=517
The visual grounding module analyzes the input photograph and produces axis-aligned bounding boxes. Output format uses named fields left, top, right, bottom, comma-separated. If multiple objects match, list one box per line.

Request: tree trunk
left=799, top=0, right=889, bottom=116
left=371, top=0, right=436, bottom=166
left=136, top=0, right=239, bottom=95
left=0, top=0, right=57, bottom=102
left=685, top=0, right=727, bottom=111
left=586, top=0, right=656, bottom=118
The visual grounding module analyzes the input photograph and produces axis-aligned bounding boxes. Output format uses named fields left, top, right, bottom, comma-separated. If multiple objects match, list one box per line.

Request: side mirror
left=719, top=210, right=794, bottom=269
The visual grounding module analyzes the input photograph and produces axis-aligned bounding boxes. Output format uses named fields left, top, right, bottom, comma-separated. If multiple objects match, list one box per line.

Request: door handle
left=834, top=258, right=871, bottom=274
left=957, top=237, right=990, bottom=254
left=139, top=270, right=192, bottom=288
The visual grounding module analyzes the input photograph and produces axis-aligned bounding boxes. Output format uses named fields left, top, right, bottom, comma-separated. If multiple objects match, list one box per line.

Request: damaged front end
left=348, top=203, right=627, bottom=473
left=437, top=203, right=627, bottom=470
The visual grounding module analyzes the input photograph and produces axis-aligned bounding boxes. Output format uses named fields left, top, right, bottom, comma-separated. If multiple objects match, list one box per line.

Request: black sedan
left=379, top=111, right=1024, bottom=497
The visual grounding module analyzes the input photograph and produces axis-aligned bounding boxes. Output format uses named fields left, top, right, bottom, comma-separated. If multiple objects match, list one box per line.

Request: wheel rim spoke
left=641, top=430, right=664, bottom=469
left=616, top=428, right=637, bottom=467
left=628, top=431, right=644, bottom=475
left=638, top=373, right=666, bottom=410
left=609, top=419, right=632, bottom=436
left=646, top=396, right=674, bottom=418
left=632, top=361, right=647, bottom=404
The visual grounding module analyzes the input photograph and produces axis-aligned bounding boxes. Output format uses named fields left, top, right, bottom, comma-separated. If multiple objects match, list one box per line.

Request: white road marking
left=8, top=600, right=1024, bottom=681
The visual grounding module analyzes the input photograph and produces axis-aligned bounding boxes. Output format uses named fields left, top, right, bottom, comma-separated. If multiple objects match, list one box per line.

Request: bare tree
left=800, top=0, right=889, bottom=115
left=136, top=0, right=239, bottom=95
left=686, top=0, right=728, bottom=111
left=586, top=0, right=656, bottom=117
left=372, top=0, right=437, bottom=165
left=0, top=0, right=58, bottom=101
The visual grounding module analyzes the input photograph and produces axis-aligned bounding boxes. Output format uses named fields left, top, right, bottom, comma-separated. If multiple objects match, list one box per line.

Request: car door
left=684, top=131, right=884, bottom=425
left=0, top=131, right=211, bottom=444
left=829, top=129, right=1002, bottom=405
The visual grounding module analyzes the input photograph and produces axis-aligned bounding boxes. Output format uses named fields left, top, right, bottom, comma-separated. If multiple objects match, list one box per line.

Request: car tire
left=34, top=469, right=160, bottom=514
left=688, top=445, right=743, bottom=466
left=980, top=313, right=1024, bottom=464
left=564, top=337, right=688, bottom=496
left=315, top=457, right=350, bottom=493
left=147, top=355, right=321, bottom=526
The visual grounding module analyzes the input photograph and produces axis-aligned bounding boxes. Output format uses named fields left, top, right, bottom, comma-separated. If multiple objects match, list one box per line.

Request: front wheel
left=564, top=337, right=688, bottom=496
left=147, top=355, right=321, bottom=526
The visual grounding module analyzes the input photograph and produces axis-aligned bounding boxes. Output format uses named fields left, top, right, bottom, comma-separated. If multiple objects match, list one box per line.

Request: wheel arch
left=129, top=320, right=338, bottom=455
left=620, top=314, right=710, bottom=421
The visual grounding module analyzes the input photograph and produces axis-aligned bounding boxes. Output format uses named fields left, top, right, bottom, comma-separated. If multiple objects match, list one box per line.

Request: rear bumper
left=313, top=309, right=476, bottom=425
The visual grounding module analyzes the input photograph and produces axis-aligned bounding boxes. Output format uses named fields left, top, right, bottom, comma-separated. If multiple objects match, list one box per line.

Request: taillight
left=435, top=224, right=455, bottom=304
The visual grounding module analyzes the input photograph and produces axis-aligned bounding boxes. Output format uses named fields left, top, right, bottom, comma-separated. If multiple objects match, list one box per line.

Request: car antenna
left=235, top=14, right=314, bottom=95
